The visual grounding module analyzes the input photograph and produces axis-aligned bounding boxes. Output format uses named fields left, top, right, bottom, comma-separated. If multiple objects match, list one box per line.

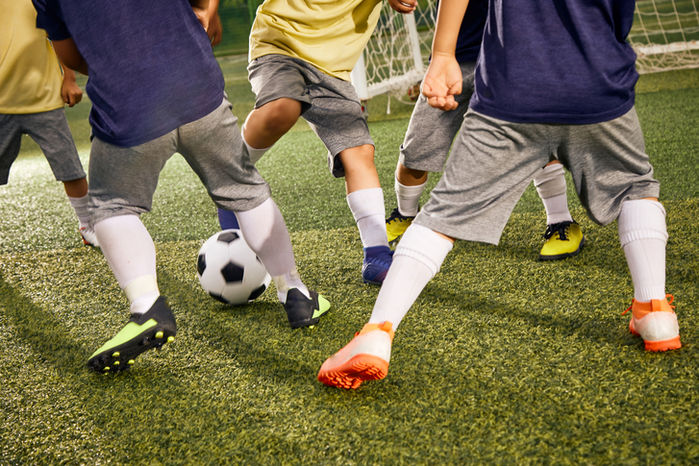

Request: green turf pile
left=0, top=66, right=696, bottom=464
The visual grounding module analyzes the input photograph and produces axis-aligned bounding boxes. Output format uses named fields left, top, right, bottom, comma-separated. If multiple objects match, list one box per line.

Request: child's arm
left=206, top=0, right=222, bottom=46
left=190, top=0, right=212, bottom=31
left=388, top=0, right=417, bottom=14
left=51, top=38, right=88, bottom=76
left=421, top=0, right=470, bottom=111
left=60, top=63, right=83, bottom=107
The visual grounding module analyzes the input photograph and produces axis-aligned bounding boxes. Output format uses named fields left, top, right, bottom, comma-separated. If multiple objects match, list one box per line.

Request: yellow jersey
left=0, top=0, right=64, bottom=114
left=249, top=0, right=382, bottom=81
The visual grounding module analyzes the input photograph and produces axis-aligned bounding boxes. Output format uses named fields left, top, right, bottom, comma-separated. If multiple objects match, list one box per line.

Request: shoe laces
left=543, top=221, right=574, bottom=241
left=386, top=207, right=413, bottom=224
left=622, top=294, right=675, bottom=315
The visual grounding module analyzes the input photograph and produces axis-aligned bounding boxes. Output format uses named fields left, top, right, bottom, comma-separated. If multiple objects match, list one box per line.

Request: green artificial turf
left=0, top=66, right=696, bottom=464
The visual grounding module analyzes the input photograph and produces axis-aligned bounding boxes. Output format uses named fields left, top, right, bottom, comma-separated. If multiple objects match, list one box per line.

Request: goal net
left=352, top=0, right=699, bottom=105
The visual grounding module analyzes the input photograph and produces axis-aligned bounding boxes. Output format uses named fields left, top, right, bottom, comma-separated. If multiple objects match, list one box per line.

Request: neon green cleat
left=87, top=296, right=177, bottom=373
left=386, top=207, right=414, bottom=245
left=539, top=221, right=584, bottom=261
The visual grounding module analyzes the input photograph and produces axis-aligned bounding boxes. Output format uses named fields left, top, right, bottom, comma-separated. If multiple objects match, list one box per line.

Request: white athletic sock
left=369, top=223, right=453, bottom=329
left=618, top=199, right=668, bottom=302
left=347, top=187, right=389, bottom=249
left=94, top=215, right=159, bottom=314
left=242, top=126, right=271, bottom=164
left=68, top=194, right=91, bottom=227
left=534, top=163, right=573, bottom=225
left=395, top=176, right=426, bottom=217
left=236, top=198, right=309, bottom=302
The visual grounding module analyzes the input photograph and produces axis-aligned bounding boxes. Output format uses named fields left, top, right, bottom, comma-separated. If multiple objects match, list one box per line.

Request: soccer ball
left=196, top=229, right=271, bottom=305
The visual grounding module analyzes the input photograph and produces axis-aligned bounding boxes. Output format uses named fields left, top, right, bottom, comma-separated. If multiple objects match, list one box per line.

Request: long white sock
left=534, top=163, right=573, bottom=225
left=242, top=126, right=271, bottom=164
left=369, top=224, right=453, bottom=329
left=395, top=176, right=426, bottom=217
left=94, top=215, right=159, bottom=314
left=68, top=194, right=91, bottom=227
left=236, top=198, right=309, bottom=303
left=347, top=187, right=389, bottom=248
left=618, top=199, right=667, bottom=302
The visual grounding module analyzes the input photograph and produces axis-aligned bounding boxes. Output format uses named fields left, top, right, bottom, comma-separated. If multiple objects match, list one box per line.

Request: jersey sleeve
left=32, top=0, right=71, bottom=41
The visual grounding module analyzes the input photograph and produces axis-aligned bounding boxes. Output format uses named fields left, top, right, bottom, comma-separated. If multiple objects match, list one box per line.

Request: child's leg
left=215, top=98, right=302, bottom=231
left=64, top=177, right=99, bottom=246
left=533, top=161, right=573, bottom=225
left=618, top=198, right=680, bottom=351
left=94, top=214, right=159, bottom=315
left=318, top=223, right=453, bottom=389
left=394, top=162, right=428, bottom=217
left=21, top=109, right=97, bottom=245
left=534, top=160, right=584, bottom=260
left=236, top=198, right=308, bottom=303
left=386, top=163, right=426, bottom=245
left=341, top=144, right=394, bottom=285
left=243, top=98, right=302, bottom=149
left=236, top=198, right=330, bottom=328
left=86, top=132, right=177, bottom=372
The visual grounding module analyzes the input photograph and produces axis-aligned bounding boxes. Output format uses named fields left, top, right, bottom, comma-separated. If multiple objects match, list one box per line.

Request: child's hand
left=388, top=0, right=417, bottom=14
left=61, top=69, right=83, bottom=107
left=192, top=7, right=210, bottom=32
left=207, top=12, right=222, bottom=46
left=421, top=53, right=462, bottom=111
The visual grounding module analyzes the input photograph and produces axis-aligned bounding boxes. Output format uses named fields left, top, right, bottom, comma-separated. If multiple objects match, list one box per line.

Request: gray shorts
left=248, top=54, right=374, bottom=178
left=88, top=98, right=270, bottom=226
left=416, top=107, right=660, bottom=243
left=399, top=62, right=476, bottom=172
left=0, top=108, right=86, bottom=185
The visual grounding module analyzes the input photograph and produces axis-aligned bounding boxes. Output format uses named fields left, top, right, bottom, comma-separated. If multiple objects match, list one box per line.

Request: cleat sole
left=87, top=325, right=175, bottom=373
left=318, top=354, right=388, bottom=390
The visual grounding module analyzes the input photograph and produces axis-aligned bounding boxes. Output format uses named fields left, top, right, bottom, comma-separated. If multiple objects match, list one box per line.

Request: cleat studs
left=128, top=359, right=135, bottom=365
left=113, top=361, right=120, bottom=366
left=112, top=351, right=120, bottom=357
left=155, top=331, right=164, bottom=339
left=167, top=336, right=175, bottom=343
left=103, top=366, right=110, bottom=372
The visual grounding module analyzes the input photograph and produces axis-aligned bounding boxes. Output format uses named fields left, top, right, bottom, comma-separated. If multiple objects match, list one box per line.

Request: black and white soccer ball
left=196, top=229, right=271, bottom=305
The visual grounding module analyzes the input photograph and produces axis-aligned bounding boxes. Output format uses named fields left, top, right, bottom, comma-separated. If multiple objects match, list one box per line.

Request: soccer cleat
left=87, top=296, right=177, bottom=373
left=538, top=221, right=584, bottom=260
left=284, top=288, right=331, bottom=329
left=386, top=207, right=415, bottom=245
left=79, top=226, right=99, bottom=247
left=318, top=321, right=394, bottom=389
left=362, top=245, right=394, bottom=285
left=622, top=294, right=681, bottom=352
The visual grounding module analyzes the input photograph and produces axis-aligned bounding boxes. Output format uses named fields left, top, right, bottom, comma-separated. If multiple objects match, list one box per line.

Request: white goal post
left=352, top=0, right=699, bottom=104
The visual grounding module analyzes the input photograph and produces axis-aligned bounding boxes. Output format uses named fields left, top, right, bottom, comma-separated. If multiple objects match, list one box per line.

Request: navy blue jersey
left=470, top=0, right=639, bottom=124
left=33, top=0, right=224, bottom=147
left=454, top=0, right=488, bottom=63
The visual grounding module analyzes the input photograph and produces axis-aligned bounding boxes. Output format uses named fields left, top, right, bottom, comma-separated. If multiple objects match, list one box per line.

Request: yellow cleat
left=386, top=207, right=414, bottom=245
left=539, top=221, right=584, bottom=261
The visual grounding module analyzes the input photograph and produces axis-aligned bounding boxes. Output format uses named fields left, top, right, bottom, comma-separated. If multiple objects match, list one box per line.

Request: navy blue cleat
left=362, top=245, right=394, bottom=285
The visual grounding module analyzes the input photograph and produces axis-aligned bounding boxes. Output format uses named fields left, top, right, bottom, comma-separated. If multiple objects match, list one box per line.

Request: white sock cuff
left=395, top=224, right=453, bottom=276
left=618, top=199, right=668, bottom=247
left=241, top=126, right=271, bottom=164
left=346, top=187, right=385, bottom=221
left=68, top=193, right=89, bottom=205
left=394, top=177, right=427, bottom=196
left=124, top=275, right=159, bottom=303
left=534, top=164, right=566, bottom=199
left=534, top=162, right=565, bottom=185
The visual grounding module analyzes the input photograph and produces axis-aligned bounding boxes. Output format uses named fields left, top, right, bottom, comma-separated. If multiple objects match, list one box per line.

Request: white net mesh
left=357, top=0, right=699, bottom=106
